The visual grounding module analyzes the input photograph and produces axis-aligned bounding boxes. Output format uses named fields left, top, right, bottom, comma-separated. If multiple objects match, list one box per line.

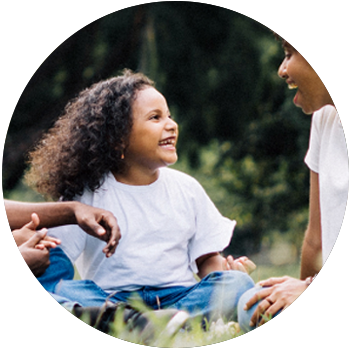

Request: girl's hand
left=223, top=255, right=256, bottom=274
left=244, top=276, right=308, bottom=327
left=12, top=213, right=60, bottom=248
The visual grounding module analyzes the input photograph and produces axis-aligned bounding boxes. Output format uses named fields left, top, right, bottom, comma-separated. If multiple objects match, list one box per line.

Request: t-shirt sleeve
left=303, top=106, right=347, bottom=263
left=187, top=179, right=236, bottom=273
left=305, top=105, right=347, bottom=173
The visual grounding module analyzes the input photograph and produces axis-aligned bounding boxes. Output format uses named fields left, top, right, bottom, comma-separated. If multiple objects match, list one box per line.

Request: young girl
left=26, top=70, right=255, bottom=323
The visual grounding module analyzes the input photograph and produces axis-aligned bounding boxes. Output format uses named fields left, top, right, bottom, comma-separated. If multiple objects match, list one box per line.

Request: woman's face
left=278, top=43, right=333, bottom=114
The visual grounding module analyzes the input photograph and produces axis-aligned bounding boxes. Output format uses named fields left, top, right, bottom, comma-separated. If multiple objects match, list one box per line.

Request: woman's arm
left=4, top=200, right=121, bottom=257
left=300, top=170, right=322, bottom=279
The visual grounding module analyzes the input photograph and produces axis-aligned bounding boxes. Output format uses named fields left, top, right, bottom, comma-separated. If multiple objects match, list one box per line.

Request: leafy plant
left=1, top=276, right=325, bottom=349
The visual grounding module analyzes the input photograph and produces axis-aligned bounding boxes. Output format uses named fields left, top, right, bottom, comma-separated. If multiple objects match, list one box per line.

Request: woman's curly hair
left=25, top=69, right=154, bottom=201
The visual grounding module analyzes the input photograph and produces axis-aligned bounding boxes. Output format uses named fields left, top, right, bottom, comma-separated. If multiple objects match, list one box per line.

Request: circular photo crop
left=1, top=1, right=348, bottom=348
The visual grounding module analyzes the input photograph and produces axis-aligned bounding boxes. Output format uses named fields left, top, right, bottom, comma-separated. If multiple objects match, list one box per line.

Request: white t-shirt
left=304, top=105, right=349, bottom=263
left=49, top=168, right=236, bottom=292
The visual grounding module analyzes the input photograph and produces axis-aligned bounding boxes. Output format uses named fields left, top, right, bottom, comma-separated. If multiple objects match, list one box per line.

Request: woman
left=236, top=39, right=348, bottom=332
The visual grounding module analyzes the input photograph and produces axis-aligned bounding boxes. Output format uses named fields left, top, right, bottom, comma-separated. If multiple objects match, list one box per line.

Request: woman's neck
left=113, top=167, right=160, bottom=186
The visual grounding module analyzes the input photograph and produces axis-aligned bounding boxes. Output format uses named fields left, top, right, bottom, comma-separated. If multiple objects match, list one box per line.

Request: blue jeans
left=38, top=247, right=256, bottom=322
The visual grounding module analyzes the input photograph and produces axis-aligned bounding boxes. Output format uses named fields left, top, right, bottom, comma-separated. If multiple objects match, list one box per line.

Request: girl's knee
left=237, top=286, right=262, bottom=333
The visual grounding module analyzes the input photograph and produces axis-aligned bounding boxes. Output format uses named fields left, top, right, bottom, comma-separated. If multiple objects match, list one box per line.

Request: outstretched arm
left=5, top=200, right=121, bottom=257
left=300, top=170, right=322, bottom=279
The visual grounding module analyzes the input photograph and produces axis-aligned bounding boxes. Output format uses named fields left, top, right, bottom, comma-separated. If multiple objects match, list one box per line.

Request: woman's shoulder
left=312, top=105, right=339, bottom=128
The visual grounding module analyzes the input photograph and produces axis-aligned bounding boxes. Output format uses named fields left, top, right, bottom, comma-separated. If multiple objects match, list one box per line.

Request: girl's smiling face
left=123, top=87, right=178, bottom=182
left=278, top=43, right=333, bottom=114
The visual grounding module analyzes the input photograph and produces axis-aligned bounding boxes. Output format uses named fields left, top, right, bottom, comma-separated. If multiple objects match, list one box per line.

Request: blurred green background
left=3, top=2, right=310, bottom=277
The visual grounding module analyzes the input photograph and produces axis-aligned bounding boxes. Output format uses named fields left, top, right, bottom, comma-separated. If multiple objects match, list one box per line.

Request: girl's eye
left=150, top=115, right=160, bottom=120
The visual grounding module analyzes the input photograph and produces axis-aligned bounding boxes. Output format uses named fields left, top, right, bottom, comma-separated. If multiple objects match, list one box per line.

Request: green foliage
left=1, top=277, right=324, bottom=349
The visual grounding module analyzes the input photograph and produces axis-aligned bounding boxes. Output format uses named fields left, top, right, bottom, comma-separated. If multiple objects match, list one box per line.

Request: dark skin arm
left=5, top=200, right=121, bottom=257
left=300, top=170, right=322, bottom=279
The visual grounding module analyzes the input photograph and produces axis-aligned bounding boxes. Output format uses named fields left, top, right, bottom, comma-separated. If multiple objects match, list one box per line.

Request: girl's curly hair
left=25, top=69, right=154, bottom=201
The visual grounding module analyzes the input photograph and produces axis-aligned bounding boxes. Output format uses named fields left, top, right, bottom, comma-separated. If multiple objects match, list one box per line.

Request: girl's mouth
left=159, top=137, right=176, bottom=148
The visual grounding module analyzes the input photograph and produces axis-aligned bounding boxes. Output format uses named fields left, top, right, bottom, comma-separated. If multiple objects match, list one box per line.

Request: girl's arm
left=196, top=252, right=257, bottom=279
left=4, top=200, right=121, bottom=257
left=196, top=252, right=223, bottom=279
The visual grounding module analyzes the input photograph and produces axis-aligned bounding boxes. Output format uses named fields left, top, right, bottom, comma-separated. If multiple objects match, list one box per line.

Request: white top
left=49, top=168, right=236, bottom=292
left=304, top=105, right=349, bottom=263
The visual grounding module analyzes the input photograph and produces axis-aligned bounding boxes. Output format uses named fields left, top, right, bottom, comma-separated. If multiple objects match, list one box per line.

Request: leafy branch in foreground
left=1, top=277, right=325, bottom=349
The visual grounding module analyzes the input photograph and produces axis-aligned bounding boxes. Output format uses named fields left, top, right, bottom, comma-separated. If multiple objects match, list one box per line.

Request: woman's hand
left=73, top=203, right=121, bottom=257
left=223, top=255, right=256, bottom=274
left=245, top=276, right=308, bottom=326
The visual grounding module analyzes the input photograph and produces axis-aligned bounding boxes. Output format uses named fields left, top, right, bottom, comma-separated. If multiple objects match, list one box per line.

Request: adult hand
left=244, top=276, right=308, bottom=326
left=73, top=203, right=121, bottom=257
left=12, top=213, right=60, bottom=248
left=19, top=228, right=51, bottom=277
left=223, top=255, right=256, bottom=274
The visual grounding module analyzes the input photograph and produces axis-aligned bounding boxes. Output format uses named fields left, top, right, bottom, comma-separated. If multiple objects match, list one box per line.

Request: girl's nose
left=166, top=117, right=178, bottom=132
left=278, top=59, right=288, bottom=79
